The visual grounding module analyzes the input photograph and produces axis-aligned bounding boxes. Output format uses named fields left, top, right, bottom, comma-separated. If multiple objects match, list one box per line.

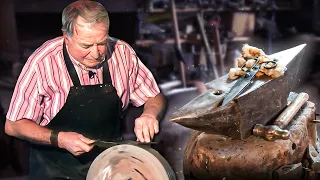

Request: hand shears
left=221, top=58, right=278, bottom=107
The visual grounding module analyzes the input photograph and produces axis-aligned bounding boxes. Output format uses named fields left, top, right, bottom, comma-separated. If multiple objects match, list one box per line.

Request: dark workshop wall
left=14, top=0, right=138, bottom=13
left=15, top=12, right=138, bottom=45
left=14, top=0, right=139, bottom=46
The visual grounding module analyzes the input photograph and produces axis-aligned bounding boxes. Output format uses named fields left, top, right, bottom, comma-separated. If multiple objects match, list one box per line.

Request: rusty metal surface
left=183, top=101, right=315, bottom=180
left=274, top=163, right=303, bottom=180
left=306, top=144, right=320, bottom=171
left=169, top=44, right=307, bottom=139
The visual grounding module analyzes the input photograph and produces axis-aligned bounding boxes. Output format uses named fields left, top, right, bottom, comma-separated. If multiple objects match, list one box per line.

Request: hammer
left=253, top=92, right=309, bottom=141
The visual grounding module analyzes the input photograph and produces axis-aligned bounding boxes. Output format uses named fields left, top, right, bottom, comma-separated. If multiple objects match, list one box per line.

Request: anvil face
left=169, top=44, right=307, bottom=140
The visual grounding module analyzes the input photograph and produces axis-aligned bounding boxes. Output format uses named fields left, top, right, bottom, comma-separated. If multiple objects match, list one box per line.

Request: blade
left=93, top=140, right=158, bottom=148
left=221, top=67, right=259, bottom=107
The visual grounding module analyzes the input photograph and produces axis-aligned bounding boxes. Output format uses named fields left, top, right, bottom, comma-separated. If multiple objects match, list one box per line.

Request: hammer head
left=253, top=124, right=291, bottom=141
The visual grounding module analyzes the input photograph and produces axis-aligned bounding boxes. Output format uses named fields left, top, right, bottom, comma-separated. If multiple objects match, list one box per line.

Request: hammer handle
left=274, top=92, right=309, bottom=128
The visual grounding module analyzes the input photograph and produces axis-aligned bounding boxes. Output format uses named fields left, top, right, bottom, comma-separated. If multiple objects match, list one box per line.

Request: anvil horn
left=169, top=44, right=307, bottom=140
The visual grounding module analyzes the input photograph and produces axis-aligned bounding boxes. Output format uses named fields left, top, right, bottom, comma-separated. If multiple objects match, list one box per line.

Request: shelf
left=135, top=39, right=188, bottom=46
left=230, top=36, right=251, bottom=42
left=141, top=6, right=298, bottom=13
left=135, top=36, right=250, bottom=46
left=147, top=7, right=249, bottom=13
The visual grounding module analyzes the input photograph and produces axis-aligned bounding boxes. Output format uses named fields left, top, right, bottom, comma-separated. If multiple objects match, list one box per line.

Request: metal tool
left=221, top=58, right=278, bottom=107
left=253, top=92, right=309, bottom=141
left=91, top=139, right=158, bottom=148
left=196, top=12, right=219, bottom=79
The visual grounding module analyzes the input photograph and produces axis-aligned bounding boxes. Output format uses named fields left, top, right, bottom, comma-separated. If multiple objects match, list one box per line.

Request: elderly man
left=4, top=1, right=166, bottom=179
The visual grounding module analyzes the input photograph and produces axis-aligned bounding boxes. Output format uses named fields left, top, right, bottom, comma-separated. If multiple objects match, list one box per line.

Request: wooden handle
left=274, top=92, right=309, bottom=128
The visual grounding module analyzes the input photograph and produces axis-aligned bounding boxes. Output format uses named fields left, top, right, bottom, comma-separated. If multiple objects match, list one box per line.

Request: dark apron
left=28, top=43, right=123, bottom=180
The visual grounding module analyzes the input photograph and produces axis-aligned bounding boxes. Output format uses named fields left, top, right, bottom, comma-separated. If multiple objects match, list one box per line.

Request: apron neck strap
left=63, top=42, right=81, bottom=86
left=102, top=59, right=111, bottom=84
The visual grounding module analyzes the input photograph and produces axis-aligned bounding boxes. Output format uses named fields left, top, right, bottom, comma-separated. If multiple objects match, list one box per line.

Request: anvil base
left=183, top=100, right=315, bottom=180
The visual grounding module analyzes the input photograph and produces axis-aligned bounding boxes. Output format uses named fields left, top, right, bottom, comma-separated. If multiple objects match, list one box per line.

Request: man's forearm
left=5, top=119, right=52, bottom=145
left=142, top=93, right=167, bottom=120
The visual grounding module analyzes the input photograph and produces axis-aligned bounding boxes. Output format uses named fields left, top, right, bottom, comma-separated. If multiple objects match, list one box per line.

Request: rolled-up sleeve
left=6, top=60, right=43, bottom=123
left=128, top=47, right=160, bottom=107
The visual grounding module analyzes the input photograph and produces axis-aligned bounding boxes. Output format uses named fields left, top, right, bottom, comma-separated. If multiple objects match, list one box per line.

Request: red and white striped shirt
left=6, top=36, right=160, bottom=126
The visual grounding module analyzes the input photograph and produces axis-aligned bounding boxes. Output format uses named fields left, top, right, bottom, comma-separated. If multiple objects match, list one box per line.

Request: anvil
left=169, top=44, right=307, bottom=140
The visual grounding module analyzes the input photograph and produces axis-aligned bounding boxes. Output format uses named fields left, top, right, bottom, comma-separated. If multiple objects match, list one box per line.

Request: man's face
left=64, top=16, right=108, bottom=68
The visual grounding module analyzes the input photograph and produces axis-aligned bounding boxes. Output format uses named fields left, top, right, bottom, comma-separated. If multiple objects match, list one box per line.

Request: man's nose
left=91, top=45, right=99, bottom=59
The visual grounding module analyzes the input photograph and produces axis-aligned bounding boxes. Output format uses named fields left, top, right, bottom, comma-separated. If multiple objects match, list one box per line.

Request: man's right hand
left=57, top=132, right=95, bottom=156
left=5, top=119, right=95, bottom=156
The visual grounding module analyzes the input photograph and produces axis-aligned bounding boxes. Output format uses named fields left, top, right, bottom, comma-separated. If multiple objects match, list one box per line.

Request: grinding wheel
left=86, top=144, right=176, bottom=180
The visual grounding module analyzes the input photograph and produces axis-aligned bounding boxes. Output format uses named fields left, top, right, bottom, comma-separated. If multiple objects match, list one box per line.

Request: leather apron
left=28, top=43, right=123, bottom=180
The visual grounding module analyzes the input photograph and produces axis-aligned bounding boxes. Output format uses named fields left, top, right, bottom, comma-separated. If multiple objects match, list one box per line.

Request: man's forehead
left=75, top=16, right=90, bottom=29
left=72, top=33, right=108, bottom=44
left=75, top=16, right=108, bottom=30
left=71, top=17, right=108, bottom=44
left=74, top=35, right=108, bottom=44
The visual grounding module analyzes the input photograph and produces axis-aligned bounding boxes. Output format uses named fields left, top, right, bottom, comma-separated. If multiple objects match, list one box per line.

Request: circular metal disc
left=86, top=144, right=175, bottom=180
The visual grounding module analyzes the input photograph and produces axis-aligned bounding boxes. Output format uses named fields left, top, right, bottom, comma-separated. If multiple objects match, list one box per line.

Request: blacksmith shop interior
left=0, top=0, right=320, bottom=180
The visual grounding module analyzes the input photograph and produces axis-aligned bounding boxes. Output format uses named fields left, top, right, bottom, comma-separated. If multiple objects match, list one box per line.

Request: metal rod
left=170, top=0, right=187, bottom=87
left=196, top=12, right=219, bottom=79
left=212, top=23, right=225, bottom=75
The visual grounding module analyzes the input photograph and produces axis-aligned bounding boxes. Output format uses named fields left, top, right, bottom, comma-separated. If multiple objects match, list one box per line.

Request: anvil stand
left=183, top=93, right=318, bottom=180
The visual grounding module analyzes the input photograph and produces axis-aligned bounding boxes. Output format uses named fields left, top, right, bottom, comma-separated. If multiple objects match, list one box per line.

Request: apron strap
left=63, top=42, right=112, bottom=86
left=63, top=43, right=81, bottom=86
left=102, top=59, right=111, bottom=84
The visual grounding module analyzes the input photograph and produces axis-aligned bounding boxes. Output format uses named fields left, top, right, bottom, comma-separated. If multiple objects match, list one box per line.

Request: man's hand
left=58, top=132, right=95, bottom=156
left=134, top=114, right=159, bottom=143
left=5, top=119, right=95, bottom=156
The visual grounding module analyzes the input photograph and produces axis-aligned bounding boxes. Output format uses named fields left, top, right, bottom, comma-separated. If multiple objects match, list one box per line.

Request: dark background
left=0, top=0, right=319, bottom=179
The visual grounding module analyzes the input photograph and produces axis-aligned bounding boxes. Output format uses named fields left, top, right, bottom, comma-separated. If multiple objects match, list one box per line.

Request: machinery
left=169, top=44, right=319, bottom=180
left=86, top=142, right=176, bottom=180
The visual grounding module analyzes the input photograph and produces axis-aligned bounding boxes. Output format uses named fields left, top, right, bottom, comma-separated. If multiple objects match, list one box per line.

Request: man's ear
left=62, top=29, right=66, bottom=37
left=62, top=30, right=69, bottom=44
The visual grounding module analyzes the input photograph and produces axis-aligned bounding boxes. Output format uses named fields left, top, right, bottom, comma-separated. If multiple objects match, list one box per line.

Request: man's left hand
left=134, top=114, right=159, bottom=142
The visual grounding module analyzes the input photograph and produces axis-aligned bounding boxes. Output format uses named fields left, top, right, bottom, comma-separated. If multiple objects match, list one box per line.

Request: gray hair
left=62, top=0, right=110, bottom=38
